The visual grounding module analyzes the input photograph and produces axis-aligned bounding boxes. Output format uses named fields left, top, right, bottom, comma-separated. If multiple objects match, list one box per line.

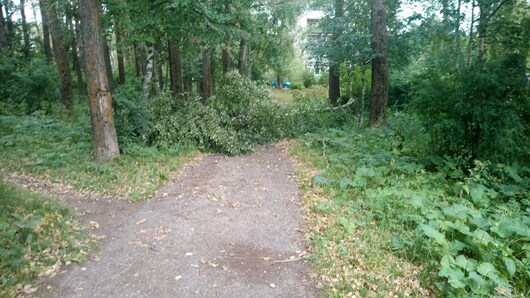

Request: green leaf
left=355, top=166, right=375, bottom=177
left=502, top=257, right=516, bottom=276
left=439, top=267, right=466, bottom=289
left=419, top=224, right=447, bottom=245
left=465, top=271, right=490, bottom=295
left=311, top=175, right=330, bottom=185
left=473, top=229, right=495, bottom=246
left=443, top=204, right=470, bottom=219
left=477, top=262, right=497, bottom=278
left=455, top=255, right=478, bottom=272
left=410, top=195, right=429, bottom=208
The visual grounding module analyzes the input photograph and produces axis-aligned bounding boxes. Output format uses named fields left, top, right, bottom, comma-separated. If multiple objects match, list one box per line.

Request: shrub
left=302, top=70, right=317, bottom=88
left=0, top=57, right=60, bottom=115
left=411, top=59, right=529, bottom=162
left=112, top=80, right=151, bottom=146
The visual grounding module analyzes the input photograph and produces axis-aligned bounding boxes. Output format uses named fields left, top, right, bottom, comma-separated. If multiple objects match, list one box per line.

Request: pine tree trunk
left=155, top=48, right=163, bottom=90
left=200, top=48, right=212, bottom=101
left=328, top=0, right=343, bottom=105
left=43, top=0, right=73, bottom=112
left=369, top=0, right=388, bottom=127
left=142, top=45, right=154, bottom=104
left=79, top=0, right=120, bottom=161
left=115, top=21, right=126, bottom=85
left=39, top=0, right=52, bottom=63
left=168, top=39, right=183, bottom=94
left=0, top=1, right=8, bottom=50
left=20, top=0, right=31, bottom=57
left=238, top=32, right=247, bottom=75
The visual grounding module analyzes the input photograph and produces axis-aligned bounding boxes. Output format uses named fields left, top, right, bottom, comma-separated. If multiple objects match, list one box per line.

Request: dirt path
left=7, top=145, right=315, bottom=297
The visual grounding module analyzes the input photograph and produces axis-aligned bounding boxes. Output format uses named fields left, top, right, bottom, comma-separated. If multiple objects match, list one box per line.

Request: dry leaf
left=135, top=219, right=146, bottom=225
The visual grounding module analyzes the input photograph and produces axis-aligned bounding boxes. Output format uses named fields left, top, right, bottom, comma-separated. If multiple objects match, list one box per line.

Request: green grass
left=0, top=181, right=94, bottom=297
left=288, top=118, right=530, bottom=297
left=0, top=114, right=197, bottom=201
left=270, top=88, right=294, bottom=103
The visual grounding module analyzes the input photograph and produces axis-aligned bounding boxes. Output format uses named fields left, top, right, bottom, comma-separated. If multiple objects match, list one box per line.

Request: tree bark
left=359, top=63, right=367, bottom=124
left=328, top=0, right=343, bottom=105
left=0, top=1, right=8, bottom=50
left=238, top=31, right=247, bottom=75
left=38, top=0, right=52, bottom=63
left=102, top=36, right=114, bottom=92
left=20, top=0, right=31, bottom=57
left=79, top=0, right=120, bottom=161
left=2, top=0, right=13, bottom=38
left=155, top=47, right=163, bottom=90
left=455, top=0, right=462, bottom=70
left=66, top=9, right=84, bottom=94
left=168, top=39, right=183, bottom=94
left=477, top=3, right=488, bottom=66
left=466, top=0, right=475, bottom=68
left=200, top=48, right=212, bottom=101
left=222, top=33, right=231, bottom=73
left=115, top=21, right=126, bottom=85
left=369, top=0, right=388, bottom=127
left=142, top=45, right=154, bottom=104
left=43, top=0, right=73, bottom=112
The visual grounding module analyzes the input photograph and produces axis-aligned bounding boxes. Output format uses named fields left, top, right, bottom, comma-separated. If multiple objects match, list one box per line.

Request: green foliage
left=150, top=72, right=349, bottom=155
left=0, top=57, right=60, bottom=115
left=112, top=80, right=151, bottom=146
left=302, top=70, right=317, bottom=88
left=411, top=59, right=529, bottom=162
left=299, top=113, right=530, bottom=296
left=0, top=182, right=93, bottom=296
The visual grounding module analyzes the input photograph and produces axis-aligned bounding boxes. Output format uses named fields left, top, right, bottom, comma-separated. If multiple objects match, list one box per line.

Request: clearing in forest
left=28, top=145, right=315, bottom=297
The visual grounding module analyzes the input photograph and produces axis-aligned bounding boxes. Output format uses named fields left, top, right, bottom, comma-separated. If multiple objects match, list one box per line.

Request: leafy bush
left=290, top=82, right=303, bottom=90
left=0, top=182, right=93, bottom=296
left=411, top=59, right=529, bottom=162
left=0, top=57, right=60, bottom=115
left=302, top=70, right=317, bottom=88
left=150, top=72, right=348, bottom=155
left=299, top=114, right=530, bottom=296
left=112, top=80, right=151, bottom=146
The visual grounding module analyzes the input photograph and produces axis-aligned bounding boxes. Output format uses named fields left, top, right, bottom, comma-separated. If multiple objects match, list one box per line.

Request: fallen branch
left=314, top=98, right=356, bottom=113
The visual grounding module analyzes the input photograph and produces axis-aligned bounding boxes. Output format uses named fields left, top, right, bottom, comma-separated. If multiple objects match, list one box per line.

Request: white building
left=295, top=10, right=325, bottom=77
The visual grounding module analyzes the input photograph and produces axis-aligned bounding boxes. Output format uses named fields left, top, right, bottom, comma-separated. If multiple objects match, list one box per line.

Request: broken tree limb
left=314, top=98, right=356, bottom=113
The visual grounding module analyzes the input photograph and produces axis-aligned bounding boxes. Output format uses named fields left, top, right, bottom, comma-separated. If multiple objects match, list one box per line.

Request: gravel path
left=25, top=145, right=315, bottom=297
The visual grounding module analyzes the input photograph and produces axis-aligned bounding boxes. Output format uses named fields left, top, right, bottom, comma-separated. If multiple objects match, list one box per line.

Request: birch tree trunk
left=79, top=0, right=120, bottom=160
left=0, top=1, right=8, bottom=50
left=142, top=45, right=154, bottom=104
left=369, top=0, right=388, bottom=127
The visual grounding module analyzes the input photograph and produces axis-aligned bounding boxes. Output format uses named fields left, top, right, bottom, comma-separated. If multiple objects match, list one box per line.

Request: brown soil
left=4, top=145, right=316, bottom=297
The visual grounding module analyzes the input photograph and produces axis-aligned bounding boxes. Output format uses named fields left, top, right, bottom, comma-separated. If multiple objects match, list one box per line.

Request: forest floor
left=4, top=145, right=316, bottom=297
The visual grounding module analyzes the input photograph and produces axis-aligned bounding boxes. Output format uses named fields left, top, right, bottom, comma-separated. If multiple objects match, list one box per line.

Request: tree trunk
left=20, top=0, right=31, bottom=57
left=466, top=0, right=475, bottom=68
left=137, top=43, right=147, bottom=75
left=477, top=3, right=488, bottom=66
left=276, top=74, right=281, bottom=89
left=115, top=21, right=126, bottom=85
left=359, top=63, right=367, bottom=124
left=43, top=0, right=73, bottom=112
left=369, top=0, right=388, bottom=127
left=238, top=31, right=247, bottom=75
left=328, top=0, right=344, bottom=105
left=168, top=39, right=183, bottom=94
left=142, top=45, right=154, bottom=104
left=0, top=1, right=8, bottom=50
left=39, top=0, right=52, bottom=63
left=2, top=0, right=13, bottom=38
left=79, top=0, right=120, bottom=161
left=200, top=48, right=212, bottom=101
left=66, top=10, right=84, bottom=94
left=102, top=36, right=114, bottom=92
left=222, top=33, right=231, bottom=73
left=155, top=47, right=163, bottom=90
left=455, top=0, right=462, bottom=70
